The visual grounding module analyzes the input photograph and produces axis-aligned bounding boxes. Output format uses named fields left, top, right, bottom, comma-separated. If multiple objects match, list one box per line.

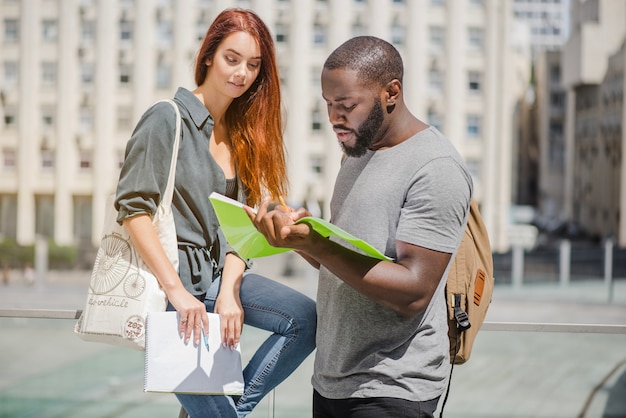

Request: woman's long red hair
left=195, top=8, right=287, bottom=206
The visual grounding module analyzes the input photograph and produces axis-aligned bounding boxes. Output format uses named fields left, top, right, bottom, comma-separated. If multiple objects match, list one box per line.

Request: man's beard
left=340, top=99, right=384, bottom=158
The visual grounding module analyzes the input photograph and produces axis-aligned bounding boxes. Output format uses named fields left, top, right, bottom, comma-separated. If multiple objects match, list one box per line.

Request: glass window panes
left=42, top=19, right=58, bottom=42
left=3, top=107, right=17, bottom=128
left=468, top=27, right=483, bottom=51
left=468, top=70, right=482, bottom=93
left=117, top=106, right=132, bottom=130
left=313, top=23, right=326, bottom=46
left=79, top=106, right=93, bottom=132
left=120, top=20, right=133, bottom=45
left=156, top=62, right=171, bottom=89
left=4, top=19, right=18, bottom=42
left=157, top=21, right=172, bottom=48
left=391, top=24, right=405, bottom=46
left=41, top=106, right=55, bottom=129
left=81, top=20, right=95, bottom=44
left=429, top=26, right=444, bottom=53
left=119, top=64, right=131, bottom=85
left=429, top=69, right=443, bottom=95
left=42, top=62, right=57, bottom=86
left=2, top=149, right=16, bottom=171
left=275, top=23, right=287, bottom=43
left=41, top=150, right=55, bottom=170
left=3, top=61, right=18, bottom=88
left=466, top=114, right=482, bottom=137
left=81, top=62, right=94, bottom=85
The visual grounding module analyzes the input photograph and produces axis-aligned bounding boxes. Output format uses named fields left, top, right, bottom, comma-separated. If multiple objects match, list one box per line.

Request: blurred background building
left=0, top=0, right=625, bottom=262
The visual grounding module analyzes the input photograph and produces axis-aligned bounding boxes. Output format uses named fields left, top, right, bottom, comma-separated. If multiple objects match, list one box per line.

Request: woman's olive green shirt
left=115, top=87, right=246, bottom=295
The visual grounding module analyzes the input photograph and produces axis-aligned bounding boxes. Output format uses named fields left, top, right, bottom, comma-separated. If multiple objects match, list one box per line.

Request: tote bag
left=74, top=99, right=181, bottom=351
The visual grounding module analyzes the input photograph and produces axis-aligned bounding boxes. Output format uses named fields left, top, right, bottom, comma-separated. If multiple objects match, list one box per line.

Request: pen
left=201, top=325, right=209, bottom=351
left=278, top=196, right=291, bottom=212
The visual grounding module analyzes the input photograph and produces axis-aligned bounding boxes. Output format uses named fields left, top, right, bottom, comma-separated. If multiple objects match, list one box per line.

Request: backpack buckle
left=453, top=294, right=471, bottom=331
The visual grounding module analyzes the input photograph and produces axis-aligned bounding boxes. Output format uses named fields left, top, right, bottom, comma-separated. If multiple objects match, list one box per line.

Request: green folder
left=209, top=192, right=392, bottom=261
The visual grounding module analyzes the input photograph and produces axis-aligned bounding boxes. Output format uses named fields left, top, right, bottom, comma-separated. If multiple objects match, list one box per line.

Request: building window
left=427, top=109, right=443, bottom=132
left=311, top=108, right=322, bottom=131
left=79, top=150, right=92, bottom=170
left=429, top=26, right=445, bottom=54
left=35, top=195, right=55, bottom=238
left=468, top=70, right=482, bottom=94
left=41, top=106, right=55, bottom=130
left=465, top=158, right=481, bottom=180
left=3, top=61, right=18, bottom=88
left=550, top=91, right=564, bottom=107
left=117, top=106, right=132, bottom=131
left=4, top=19, right=19, bottom=42
left=73, top=196, right=93, bottom=241
left=81, top=20, right=95, bottom=44
left=468, top=27, right=483, bottom=52
left=550, top=65, right=561, bottom=83
left=466, top=114, right=482, bottom=137
left=42, top=62, right=57, bottom=86
left=2, top=149, right=16, bottom=172
left=391, top=23, right=405, bottom=46
left=310, top=155, right=323, bottom=176
left=119, top=64, right=131, bottom=85
left=275, top=23, right=287, bottom=43
left=3, top=107, right=17, bottom=128
left=80, top=62, right=94, bottom=85
left=429, top=69, right=443, bottom=96
left=156, top=21, right=172, bottom=48
left=79, top=106, right=93, bottom=132
left=120, top=19, right=133, bottom=45
left=41, top=149, right=55, bottom=171
left=42, top=19, right=58, bottom=42
left=156, top=62, right=171, bottom=89
left=352, top=22, right=366, bottom=38
left=313, top=23, right=326, bottom=46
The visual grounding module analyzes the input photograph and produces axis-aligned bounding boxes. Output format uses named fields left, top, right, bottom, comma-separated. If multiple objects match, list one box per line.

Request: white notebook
left=144, top=311, right=244, bottom=394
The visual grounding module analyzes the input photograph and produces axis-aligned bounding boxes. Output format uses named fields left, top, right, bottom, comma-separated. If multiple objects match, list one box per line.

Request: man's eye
left=344, top=104, right=356, bottom=111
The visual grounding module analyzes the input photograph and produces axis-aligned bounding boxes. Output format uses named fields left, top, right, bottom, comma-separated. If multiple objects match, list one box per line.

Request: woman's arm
left=123, top=214, right=208, bottom=345
left=214, top=253, right=247, bottom=349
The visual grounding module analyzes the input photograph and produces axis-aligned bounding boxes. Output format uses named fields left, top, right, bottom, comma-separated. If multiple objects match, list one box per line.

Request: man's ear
left=384, top=80, right=401, bottom=114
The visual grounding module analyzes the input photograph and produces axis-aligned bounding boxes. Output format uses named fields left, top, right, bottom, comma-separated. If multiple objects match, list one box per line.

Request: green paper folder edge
left=209, top=193, right=392, bottom=261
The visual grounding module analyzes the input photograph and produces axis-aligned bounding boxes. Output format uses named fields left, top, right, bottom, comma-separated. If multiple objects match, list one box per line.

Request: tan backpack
left=445, top=198, right=494, bottom=365
left=439, top=199, right=495, bottom=417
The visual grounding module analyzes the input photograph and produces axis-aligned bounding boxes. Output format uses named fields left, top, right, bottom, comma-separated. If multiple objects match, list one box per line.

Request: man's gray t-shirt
left=312, top=126, right=473, bottom=402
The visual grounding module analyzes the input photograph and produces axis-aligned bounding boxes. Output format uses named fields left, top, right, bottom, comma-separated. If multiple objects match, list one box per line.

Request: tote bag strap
left=156, top=99, right=182, bottom=207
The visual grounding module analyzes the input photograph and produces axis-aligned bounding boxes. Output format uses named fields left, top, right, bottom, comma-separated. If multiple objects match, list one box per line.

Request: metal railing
left=3, top=308, right=625, bottom=334
left=2, top=308, right=625, bottom=418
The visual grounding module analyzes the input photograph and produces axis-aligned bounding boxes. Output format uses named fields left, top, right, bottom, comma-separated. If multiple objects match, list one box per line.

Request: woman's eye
left=225, top=55, right=237, bottom=64
left=248, top=62, right=260, bottom=69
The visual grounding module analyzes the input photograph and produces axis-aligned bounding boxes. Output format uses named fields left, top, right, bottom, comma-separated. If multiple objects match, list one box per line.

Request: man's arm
left=245, top=204, right=451, bottom=318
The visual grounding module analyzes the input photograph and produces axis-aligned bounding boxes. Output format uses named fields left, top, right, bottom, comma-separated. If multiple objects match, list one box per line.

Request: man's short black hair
left=323, top=36, right=404, bottom=88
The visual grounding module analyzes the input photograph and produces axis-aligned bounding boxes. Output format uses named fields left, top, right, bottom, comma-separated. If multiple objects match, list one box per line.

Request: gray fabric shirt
left=115, top=87, right=246, bottom=295
left=312, top=126, right=473, bottom=402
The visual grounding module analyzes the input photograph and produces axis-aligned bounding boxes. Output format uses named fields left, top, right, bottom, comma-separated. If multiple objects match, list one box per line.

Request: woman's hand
left=167, top=286, right=209, bottom=347
left=214, top=293, right=244, bottom=350
left=123, top=214, right=209, bottom=346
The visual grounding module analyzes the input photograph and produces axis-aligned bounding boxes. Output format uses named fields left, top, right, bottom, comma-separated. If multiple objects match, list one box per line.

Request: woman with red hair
left=115, top=8, right=316, bottom=417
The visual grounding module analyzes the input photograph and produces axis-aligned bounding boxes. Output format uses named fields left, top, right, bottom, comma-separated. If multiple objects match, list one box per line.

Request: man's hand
left=243, top=199, right=313, bottom=250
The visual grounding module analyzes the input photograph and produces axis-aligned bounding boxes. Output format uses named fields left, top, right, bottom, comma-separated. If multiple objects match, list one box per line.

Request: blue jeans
left=174, top=272, right=317, bottom=418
